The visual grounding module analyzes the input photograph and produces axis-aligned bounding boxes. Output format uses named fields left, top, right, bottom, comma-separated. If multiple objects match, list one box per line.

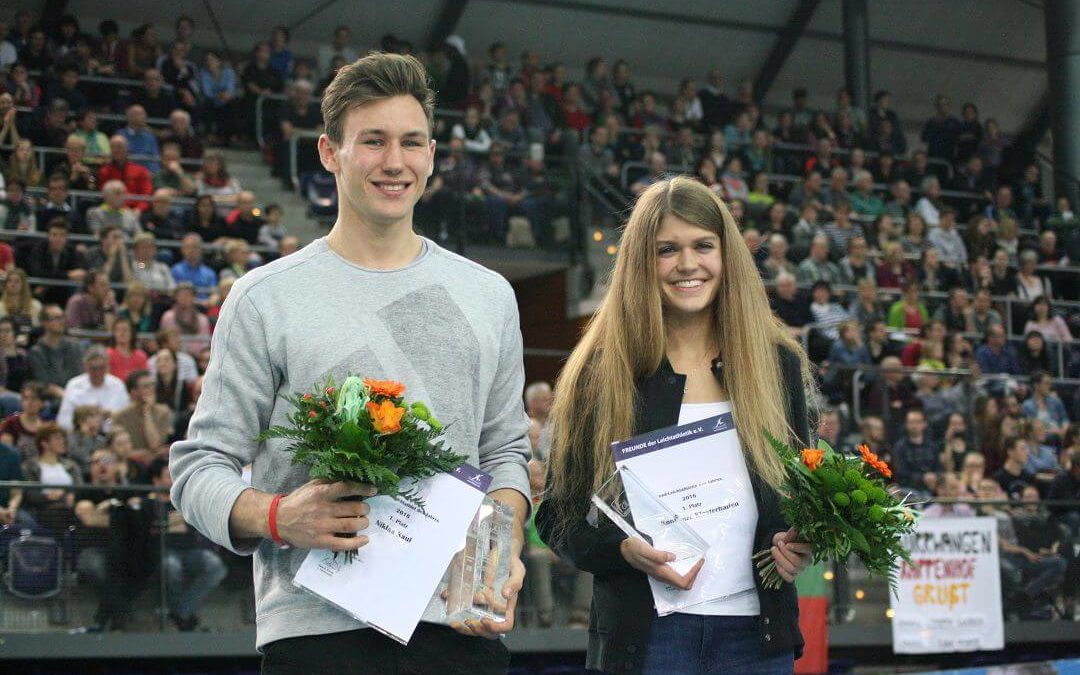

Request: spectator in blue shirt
left=892, top=408, right=941, bottom=495
left=1022, top=419, right=1061, bottom=475
left=1021, top=370, right=1070, bottom=438
left=170, top=233, right=218, bottom=301
left=117, top=104, right=160, bottom=174
left=824, top=319, right=871, bottom=404
left=975, top=324, right=1022, bottom=376
left=198, top=50, right=237, bottom=143
left=920, top=94, right=961, bottom=161
left=268, top=26, right=294, bottom=78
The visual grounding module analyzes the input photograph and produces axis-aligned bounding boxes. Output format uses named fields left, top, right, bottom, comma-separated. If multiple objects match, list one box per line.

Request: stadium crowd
left=0, top=9, right=1072, bottom=632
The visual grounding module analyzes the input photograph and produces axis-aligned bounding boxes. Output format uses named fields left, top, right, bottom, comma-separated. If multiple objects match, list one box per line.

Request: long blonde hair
left=7, top=139, right=42, bottom=187
left=546, top=176, right=811, bottom=533
left=121, top=280, right=150, bottom=319
left=1, top=268, right=33, bottom=317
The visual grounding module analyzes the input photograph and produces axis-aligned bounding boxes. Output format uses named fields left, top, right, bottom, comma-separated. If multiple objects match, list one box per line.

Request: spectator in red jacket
left=561, top=84, right=591, bottom=138
left=98, top=135, right=153, bottom=211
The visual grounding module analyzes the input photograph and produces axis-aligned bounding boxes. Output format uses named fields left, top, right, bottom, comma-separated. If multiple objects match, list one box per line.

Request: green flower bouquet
left=753, top=431, right=919, bottom=594
left=257, top=375, right=466, bottom=510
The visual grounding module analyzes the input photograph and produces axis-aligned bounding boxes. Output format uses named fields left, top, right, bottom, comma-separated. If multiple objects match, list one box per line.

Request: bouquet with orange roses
left=257, top=375, right=465, bottom=513
left=753, top=431, right=918, bottom=594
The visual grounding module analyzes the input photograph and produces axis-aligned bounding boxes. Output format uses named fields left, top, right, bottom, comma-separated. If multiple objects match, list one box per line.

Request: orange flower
left=367, top=400, right=406, bottom=434
left=364, top=378, right=406, bottom=399
left=801, top=448, right=825, bottom=471
left=858, top=444, right=892, bottom=478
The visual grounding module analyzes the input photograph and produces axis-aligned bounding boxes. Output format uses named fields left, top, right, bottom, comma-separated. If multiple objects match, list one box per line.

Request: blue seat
left=5, top=533, right=63, bottom=599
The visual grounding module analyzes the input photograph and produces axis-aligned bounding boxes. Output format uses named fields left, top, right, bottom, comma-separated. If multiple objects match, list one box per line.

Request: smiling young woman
left=537, top=175, right=816, bottom=675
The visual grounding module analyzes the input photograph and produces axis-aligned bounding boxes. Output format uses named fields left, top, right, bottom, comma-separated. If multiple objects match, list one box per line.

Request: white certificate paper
left=292, top=464, right=492, bottom=644
left=612, top=412, right=758, bottom=615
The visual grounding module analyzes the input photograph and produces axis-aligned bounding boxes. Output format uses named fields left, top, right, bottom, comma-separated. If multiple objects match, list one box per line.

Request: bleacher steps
left=215, top=148, right=326, bottom=245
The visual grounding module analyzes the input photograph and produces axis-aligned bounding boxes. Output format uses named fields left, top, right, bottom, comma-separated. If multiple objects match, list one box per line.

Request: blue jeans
left=164, top=548, right=228, bottom=619
left=483, top=195, right=511, bottom=242
left=641, top=614, right=793, bottom=675
left=1001, top=552, right=1067, bottom=599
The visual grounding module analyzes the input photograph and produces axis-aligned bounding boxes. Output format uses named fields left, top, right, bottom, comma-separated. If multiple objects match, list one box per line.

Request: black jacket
left=536, top=346, right=810, bottom=675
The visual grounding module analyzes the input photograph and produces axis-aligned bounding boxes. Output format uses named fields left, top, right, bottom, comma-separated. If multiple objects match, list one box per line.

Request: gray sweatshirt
left=169, top=237, right=531, bottom=649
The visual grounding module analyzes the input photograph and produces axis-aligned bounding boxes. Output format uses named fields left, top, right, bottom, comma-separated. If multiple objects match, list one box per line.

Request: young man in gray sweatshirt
left=169, top=52, right=531, bottom=674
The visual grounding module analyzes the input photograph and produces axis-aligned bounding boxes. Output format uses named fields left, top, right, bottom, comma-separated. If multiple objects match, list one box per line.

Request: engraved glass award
left=591, top=465, right=709, bottom=579
left=441, top=496, right=515, bottom=622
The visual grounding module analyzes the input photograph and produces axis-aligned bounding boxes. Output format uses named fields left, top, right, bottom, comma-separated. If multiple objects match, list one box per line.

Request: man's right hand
left=619, top=537, right=703, bottom=591
left=274, top=480, right=376, bottom=551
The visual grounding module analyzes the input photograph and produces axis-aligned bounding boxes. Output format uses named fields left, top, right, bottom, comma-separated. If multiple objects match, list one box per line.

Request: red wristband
left=268, top=494, right=286, bottom=546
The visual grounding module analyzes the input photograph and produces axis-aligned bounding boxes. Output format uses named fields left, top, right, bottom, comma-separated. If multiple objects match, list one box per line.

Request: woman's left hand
left=770, top=528, right=812, bottom=582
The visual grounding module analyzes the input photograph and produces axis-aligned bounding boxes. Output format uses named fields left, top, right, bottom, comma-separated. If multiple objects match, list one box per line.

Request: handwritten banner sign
left=890, top=516, right=1004, bottom=654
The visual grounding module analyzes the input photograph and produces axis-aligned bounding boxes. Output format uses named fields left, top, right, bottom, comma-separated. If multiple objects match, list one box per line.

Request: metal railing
left=765, top=278, right=1080, bottom=336
left=1, top=144, right=205, bottom=172
left=25, top=276, right=220, bottom=300
left=804, top=317, right=1071, bottom=377
left=67, top=327, right=213, bottom=347
left=762, top=170, right=990, bottom=209
left=18, top=186, right=195, bottom=213
left=254, top=92, right=292, bottom=148
left=849, top=363, right=1080, bottom=424
left=611, top=126, right=954, bottom=181
left=0, top=480, right=1073, bottom=637
left=288, top=129, right=321, bottom=190
left=0, top=225, right=277, bottom=257
left=611, top=164, right=1080, bottom=279
left=852, top=365, right=976, bottom=425
left=25, top=71, right=177, bottom=93
left=14, top=106, right=173, bottom=131
left=0, top=482, right=176, bottom=632
left=618, top=160, right=690, bottom=193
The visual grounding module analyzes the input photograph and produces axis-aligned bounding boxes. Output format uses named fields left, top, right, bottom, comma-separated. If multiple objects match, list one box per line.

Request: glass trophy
left=441, top=496, right=515, bottom=623
left=591, top=465, right=709, bottom=579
